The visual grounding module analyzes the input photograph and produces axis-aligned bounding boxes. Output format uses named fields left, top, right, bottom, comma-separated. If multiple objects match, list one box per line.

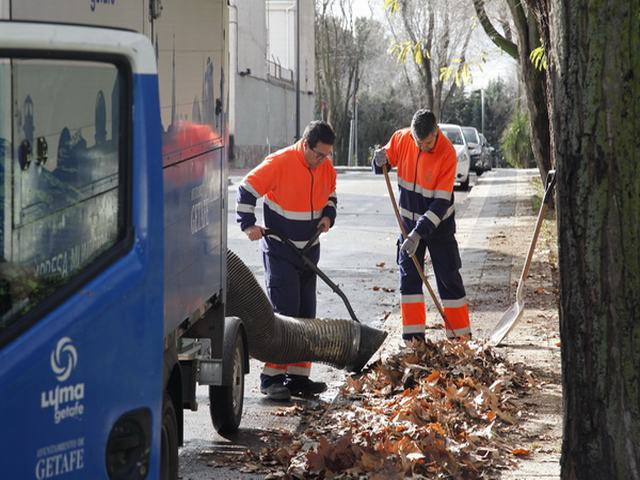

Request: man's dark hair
left=303, top=121, right=335, bottom=149
left=411, top=109, right=437, bottom=140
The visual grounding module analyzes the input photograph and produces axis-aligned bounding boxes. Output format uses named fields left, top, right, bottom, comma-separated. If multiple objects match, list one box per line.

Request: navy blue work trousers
left=261, top=247, right=319, bottom=318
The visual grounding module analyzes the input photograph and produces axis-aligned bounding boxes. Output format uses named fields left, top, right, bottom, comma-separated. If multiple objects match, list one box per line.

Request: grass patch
left=530, top=175, right=543, bottom=212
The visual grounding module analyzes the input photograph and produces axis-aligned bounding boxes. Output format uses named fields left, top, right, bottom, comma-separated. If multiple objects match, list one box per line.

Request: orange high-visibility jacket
left=236, top=140, right=337, bottom=249
left=381, top=127, right=456, bottom=239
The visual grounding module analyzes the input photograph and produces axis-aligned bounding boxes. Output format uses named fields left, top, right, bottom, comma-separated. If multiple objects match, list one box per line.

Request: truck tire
left=209, top=331, right=245, bottom=434
left=460, top=175, right=470, bottom=191
left=160, top=393, right=179, bottom=480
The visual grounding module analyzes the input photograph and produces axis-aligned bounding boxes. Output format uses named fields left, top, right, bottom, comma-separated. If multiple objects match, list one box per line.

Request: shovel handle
left=303, top=228, right=323, bottom=254
left=263, top=228, right=360, bottom=323
left=515, top=169, right=556, bottom=301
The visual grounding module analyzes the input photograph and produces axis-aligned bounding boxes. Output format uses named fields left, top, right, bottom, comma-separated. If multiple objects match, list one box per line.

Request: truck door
left=0, top=23, right=164, bottom=479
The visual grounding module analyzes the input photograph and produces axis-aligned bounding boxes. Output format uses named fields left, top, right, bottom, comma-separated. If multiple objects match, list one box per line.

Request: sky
left=352, top=0, right=378, bottom=18
left=347, top=0, right=518, bottom=90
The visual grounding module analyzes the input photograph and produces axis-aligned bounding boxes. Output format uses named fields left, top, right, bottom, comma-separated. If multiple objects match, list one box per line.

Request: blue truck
left=0, top=2, right=387, bottom=478
left=0, top=2, right=236, bottom=478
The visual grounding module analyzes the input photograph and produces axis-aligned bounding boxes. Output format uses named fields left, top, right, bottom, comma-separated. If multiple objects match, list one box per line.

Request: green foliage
left=500, top=110, right=534, bottom=168
left=529, top=46, right=548, bottom=71
left=355, top=90, right=413, bottom=166
left=441, top=78, right=517, bottom=151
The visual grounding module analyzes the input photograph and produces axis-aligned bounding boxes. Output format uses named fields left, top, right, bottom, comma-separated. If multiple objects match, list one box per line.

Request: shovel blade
left=489, top=300, right=525, bottom=346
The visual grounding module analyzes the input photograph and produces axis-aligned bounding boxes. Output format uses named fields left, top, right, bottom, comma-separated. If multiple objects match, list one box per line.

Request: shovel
left=489, top=169, right=556, bottom=346
left=263, top=228, right=361, bottom=323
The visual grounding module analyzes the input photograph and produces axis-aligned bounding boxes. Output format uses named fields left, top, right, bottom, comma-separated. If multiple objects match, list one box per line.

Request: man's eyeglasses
left=311, top=148, right=332, bottom=159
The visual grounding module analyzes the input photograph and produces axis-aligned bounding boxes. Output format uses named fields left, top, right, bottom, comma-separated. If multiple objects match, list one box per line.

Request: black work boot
left=402, top=333, right=425, bottom=347
left=260, top=374, right=291, bottom=401
left=284, top=375, right=327, bottom=397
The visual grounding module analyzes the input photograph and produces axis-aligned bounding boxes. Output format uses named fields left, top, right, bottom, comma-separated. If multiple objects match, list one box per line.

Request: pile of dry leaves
left=210, top=340, right=536, bottom=479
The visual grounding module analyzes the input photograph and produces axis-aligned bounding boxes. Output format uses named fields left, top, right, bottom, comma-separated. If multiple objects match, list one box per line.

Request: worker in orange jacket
left=372, top=109, right=471, bottom=341
left=236, top=121, right=337, bottom=401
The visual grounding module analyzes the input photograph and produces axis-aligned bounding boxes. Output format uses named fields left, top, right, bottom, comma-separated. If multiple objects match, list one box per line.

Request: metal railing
left=266, top=59, right=294, bottom=83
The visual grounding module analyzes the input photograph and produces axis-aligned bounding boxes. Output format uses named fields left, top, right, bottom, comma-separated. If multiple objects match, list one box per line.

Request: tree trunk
left=473, top=0, right=552, bottom=181
left=506, top=0, right=552, bottom=180
left=541, top=1, right=640, bottom=478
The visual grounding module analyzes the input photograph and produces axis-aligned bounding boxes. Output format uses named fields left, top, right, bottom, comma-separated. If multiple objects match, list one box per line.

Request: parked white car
left=439, top=123, right=471, bottom=190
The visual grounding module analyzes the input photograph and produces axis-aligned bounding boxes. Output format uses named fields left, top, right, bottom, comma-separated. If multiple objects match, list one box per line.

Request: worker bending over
left=236, top=121, right=337, bottom=401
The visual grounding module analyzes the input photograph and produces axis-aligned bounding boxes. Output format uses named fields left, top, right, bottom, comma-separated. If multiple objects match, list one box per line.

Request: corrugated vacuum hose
left=226, top=249, right=387, bottom=372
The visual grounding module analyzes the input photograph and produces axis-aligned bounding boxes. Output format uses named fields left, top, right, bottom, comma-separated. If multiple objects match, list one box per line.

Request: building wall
left=230, top=0, right=315, bottom=168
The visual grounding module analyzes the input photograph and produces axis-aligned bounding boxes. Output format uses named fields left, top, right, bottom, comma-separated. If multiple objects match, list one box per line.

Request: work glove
left=373, top=148, right=388, bottom=167
left=400, top=230, right=421, bottom=257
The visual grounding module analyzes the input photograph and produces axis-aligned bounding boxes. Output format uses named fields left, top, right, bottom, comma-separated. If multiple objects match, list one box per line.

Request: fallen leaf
left=512, top=448, right=531, bottom=457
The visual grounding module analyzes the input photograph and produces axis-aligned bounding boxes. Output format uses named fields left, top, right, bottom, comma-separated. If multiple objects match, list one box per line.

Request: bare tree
left=315, top=0, right=372, bottom=164
left=385, top=0, right=472, bottom=119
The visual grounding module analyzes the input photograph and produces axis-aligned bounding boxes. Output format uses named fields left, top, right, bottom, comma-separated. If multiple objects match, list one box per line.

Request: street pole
left=347, top=118, right=354, bottom=166
left=295, top=0, right=300, bottom=140
left=480, top=88, right=485, bottom=135
left=354, top=96, right=358, bottom=165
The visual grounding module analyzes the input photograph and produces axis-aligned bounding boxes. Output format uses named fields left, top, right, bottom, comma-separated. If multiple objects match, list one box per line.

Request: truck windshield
left=0, top=57, right=125, bottom=335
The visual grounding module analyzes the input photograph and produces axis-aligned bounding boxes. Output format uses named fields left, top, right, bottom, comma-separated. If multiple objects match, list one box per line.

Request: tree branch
left=472, top=0, right=518, bottom=59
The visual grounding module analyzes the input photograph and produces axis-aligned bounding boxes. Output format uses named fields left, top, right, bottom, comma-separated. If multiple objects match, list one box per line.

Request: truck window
left=0, top=57, right=127, bottom=336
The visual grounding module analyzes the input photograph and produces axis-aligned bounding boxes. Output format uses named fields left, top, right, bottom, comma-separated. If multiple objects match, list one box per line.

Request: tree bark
left=537, top=0, right=640, bottom=477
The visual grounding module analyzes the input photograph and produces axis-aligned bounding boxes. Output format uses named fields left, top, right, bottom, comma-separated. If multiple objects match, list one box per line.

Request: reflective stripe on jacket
left=375, top=127, right=456, bottom=239
left=236, top=140, right=337, bottom=249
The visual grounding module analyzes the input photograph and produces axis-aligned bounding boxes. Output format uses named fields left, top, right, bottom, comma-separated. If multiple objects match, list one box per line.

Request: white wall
left=234, top=0, right=267, bottom=79
left=230, top=0, right=315, bottom=167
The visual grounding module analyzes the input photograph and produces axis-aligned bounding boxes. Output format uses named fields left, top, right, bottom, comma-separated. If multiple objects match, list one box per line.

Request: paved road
left=179, top=169, right=488, bottom=479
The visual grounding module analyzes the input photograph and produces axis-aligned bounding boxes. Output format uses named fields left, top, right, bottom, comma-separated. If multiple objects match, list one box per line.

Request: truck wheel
left=460, top=175, right=470, bottom=191
left=160, top=393, right=179, bottom=480
left=209, top=331, right=245, bottom=434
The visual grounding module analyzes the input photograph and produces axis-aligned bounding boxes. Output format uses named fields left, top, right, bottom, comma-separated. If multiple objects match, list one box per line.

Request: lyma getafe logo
left=50, top=337, right=77, bottom=382
left=41, top=338, right=85, bottom=424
